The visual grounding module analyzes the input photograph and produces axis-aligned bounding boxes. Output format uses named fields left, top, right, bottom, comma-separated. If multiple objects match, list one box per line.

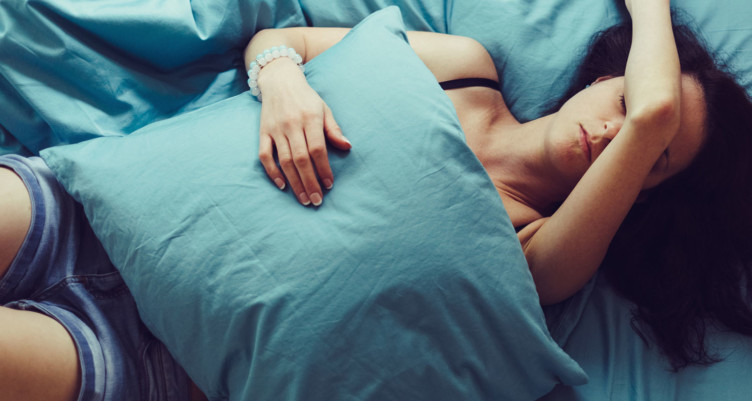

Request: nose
left=602, top=119, right=622, bottom=140
left=592, top=119, right=623, bottom=157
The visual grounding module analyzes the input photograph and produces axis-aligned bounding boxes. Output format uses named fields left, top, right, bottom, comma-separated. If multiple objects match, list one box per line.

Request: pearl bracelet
left=247, top=45, right=305, bottom=101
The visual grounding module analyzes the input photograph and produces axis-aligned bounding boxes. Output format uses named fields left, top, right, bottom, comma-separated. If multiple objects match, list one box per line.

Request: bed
left=2, top=1, right=751, bottom=400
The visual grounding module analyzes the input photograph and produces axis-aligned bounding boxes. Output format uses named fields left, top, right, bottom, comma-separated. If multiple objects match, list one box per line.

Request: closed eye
left=619, top=94, right=627, bottom=113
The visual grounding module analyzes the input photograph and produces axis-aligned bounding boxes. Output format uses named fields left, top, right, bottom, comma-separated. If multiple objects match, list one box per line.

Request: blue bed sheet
left=41, top=8, right=587, bottom=399
left=3, top=0, right=752, bottom=399
left=3, top=0, right=750, bottom=155
left=540, top=273, right=752, bottom=401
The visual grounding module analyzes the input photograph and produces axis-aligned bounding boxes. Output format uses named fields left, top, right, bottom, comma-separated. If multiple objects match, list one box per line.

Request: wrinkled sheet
left=3, top=0, right=752, bottom=399
left=3, top=0, right=749, bottom=155
left=41, top=8, right=587, bottom=399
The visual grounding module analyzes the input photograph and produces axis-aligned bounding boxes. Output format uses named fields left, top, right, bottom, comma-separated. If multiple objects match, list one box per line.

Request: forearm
left=624, top=0, right=681, bottom=134
left=525, top=2, right=683, bottom=304
left=244, top=27, right=353, bottom=71
left=524, top=124, right=656, bottom=304
left=244, top=27, right=354, bottom=94
left=243, top=29, right=307, bottom=70
left=245, top=28, right=497, bottom=86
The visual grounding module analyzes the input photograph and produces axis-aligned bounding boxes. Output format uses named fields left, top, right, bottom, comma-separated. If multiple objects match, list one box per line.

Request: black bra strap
left=439, top=78, right=500, bottom=91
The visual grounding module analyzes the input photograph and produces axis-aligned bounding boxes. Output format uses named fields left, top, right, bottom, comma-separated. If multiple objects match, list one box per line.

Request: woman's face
left=545, top=74, right=707, bottom=189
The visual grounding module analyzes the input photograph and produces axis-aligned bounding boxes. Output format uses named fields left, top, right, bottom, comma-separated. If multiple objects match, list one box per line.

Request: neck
left=469, top=114, right=573, bottom=214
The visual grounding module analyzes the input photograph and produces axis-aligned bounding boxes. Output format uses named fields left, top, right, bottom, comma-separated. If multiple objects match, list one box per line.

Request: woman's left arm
left=520, top=0, right=681, bottom=305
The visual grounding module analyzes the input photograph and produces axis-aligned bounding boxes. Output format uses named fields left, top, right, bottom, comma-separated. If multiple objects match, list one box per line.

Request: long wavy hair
left=551, top=15, right=752, bottom=370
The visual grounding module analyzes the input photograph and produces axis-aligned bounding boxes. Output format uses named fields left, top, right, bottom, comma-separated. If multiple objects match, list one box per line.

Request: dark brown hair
left=552, top=14, right=752, bottom=370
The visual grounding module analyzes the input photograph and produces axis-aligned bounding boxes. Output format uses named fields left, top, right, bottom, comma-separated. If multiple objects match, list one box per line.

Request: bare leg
left=2, top=166, right=204, bottom=401
left=0, top=307, right=82, bottom=401
left=0, top=167, right=81, bottom=400
left=0, top=167, right=31, bottom=277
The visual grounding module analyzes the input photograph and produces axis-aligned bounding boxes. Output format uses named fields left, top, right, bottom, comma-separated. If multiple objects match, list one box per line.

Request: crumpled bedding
left=4, top=0, right=748, bottom=157
left=3, top=0, right=752, bottom=399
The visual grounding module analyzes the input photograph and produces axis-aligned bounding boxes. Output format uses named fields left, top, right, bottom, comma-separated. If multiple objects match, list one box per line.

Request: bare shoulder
left=406, top=32, right=498, bottom=82
left=0, top=167, right=32, bottom=276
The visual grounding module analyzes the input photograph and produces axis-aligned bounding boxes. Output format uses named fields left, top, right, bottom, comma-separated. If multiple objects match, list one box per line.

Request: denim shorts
left=0, top=155, right=191, bottom=401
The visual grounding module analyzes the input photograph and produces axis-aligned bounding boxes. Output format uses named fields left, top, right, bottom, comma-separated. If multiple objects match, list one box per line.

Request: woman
left=0, top=2, right=749, bottom=401
left=245, top=0, right=752, bottom=370
left=586, top=23, right=752, bottom=369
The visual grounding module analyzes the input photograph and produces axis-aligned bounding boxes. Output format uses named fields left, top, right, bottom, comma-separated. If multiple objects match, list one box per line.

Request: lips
left=579, top=124, right=592, bottom=163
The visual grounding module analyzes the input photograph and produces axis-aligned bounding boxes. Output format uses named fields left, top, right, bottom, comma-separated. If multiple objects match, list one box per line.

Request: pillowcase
left=42, top=7, right=586, bottom=400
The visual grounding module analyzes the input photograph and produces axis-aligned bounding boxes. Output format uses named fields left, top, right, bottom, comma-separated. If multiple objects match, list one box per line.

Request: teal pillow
left=42, top=7, right=585, bottom=400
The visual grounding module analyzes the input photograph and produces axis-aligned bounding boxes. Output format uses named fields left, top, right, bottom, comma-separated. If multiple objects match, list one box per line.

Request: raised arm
left=243, top=27, right=496, bottom=206
left=521, top=0, right=681, bottom=304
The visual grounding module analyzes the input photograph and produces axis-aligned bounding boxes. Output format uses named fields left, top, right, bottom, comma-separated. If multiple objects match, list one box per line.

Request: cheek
left=545, top=112, right=591, bottom=184
left=545, top=135, right=589, bottom=184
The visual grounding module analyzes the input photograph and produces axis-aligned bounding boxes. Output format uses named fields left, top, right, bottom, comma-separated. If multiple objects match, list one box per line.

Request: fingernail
left=274, top=178, right=286, bottom=190
left=310, top=193, right=322, bottom=206
left=323, top=179, right=333, bottom=189
left=298, top=192, right=311, bottom=205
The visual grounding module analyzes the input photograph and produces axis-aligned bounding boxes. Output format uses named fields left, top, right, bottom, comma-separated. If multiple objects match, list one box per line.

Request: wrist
left=247, top=45, right=305, bottom=100
left=257, top=57, right=304, bottom=87
left=628, top=0, right=671, bottom=19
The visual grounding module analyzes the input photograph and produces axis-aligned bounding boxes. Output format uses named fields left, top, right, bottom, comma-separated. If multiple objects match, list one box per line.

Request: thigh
left=0, top=166, right=31, bottom=279
left=0, top=306, right=80, bottom=401
left=0, top=164, right=79, bottom=400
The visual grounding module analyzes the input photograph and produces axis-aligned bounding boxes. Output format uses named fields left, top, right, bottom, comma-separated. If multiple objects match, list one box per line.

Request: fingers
left=288, top=127, right=323, bottom=206
left=324, top=106, right=352, bottom=151
left=259, top=135, right=286, bottom=190
left=259, top=132, right=323, bottom=207
left=265, top=134, right=310, bottom=205
left=306, top=120, right=334, bottom=192
left=258, top=103, right=351, bottom=207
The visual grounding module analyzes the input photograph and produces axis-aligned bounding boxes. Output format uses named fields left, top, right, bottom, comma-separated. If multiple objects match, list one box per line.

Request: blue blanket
left=42, top=8, right=586, bottom=400
left=3, top=0, right=752, bottom=399
left=4, top=0, right=750, bottom=156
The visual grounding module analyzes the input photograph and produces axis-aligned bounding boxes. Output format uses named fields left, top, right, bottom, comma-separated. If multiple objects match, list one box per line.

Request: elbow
left=637, top=96, right=679, bottom=120
left=527, top=260, right=581, bottom=306
left=628, top=96, right=681, bottom=133
left=246, top=28, right=308, bottom=63
left=525, top=250, right=599, bottom=306
left=246, top=28, right=281, bottom=50
left=533, top=276, right=574, bottom=306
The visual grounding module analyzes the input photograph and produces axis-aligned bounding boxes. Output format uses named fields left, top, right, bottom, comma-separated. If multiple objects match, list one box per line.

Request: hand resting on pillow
left=245, top=27, right=496, bottom=207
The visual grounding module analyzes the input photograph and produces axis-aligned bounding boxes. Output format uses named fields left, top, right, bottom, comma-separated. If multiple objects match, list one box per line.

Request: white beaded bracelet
left=247, top=45, right=305, bottom=101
